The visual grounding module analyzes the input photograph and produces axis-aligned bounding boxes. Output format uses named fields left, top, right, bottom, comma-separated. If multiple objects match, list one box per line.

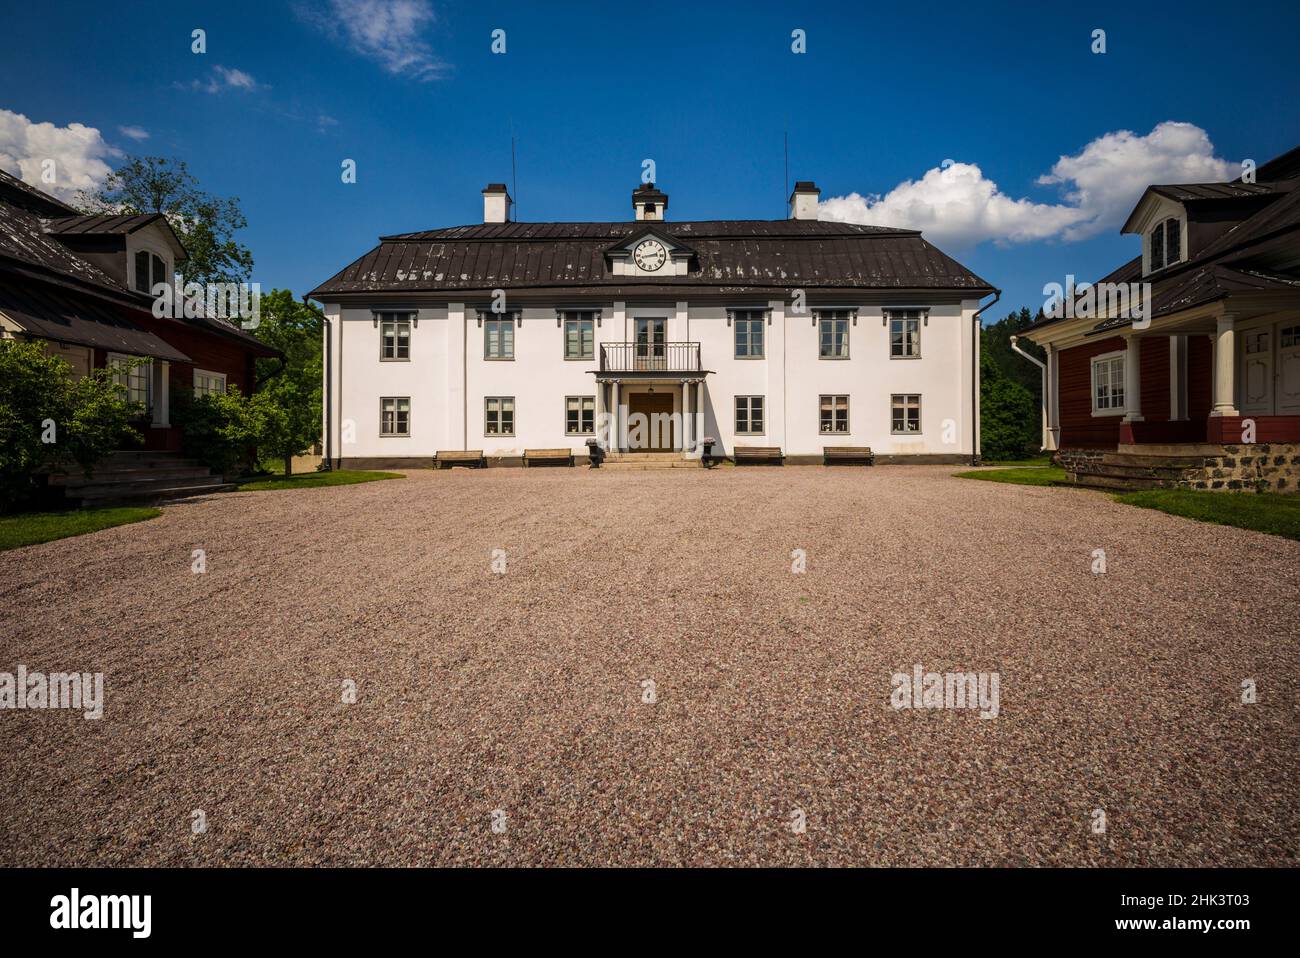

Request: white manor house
left=309, top=181, right=997, bottom=467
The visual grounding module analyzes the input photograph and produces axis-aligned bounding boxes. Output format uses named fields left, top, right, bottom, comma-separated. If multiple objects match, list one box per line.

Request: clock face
left=633, top=239, right=667, bottom=272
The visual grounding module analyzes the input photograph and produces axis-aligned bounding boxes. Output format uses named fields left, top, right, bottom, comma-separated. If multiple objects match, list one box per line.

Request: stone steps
left=54, top=451, right=234, bottom=506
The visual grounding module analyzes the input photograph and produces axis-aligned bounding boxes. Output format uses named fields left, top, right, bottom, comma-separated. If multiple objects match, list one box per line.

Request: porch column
left=1169, top=335, right=1188, bottom=420
left=1045, top=344, right=1060, bottom=450
left=1123, top=335, right=1143, bottom=422
left=1211, top=313, right=1240, bottom=416
left=151, top=360, right=170, bottom=427
left=681, top=380, right=692, bottom=454
left=609, top=380, right=620, bottom=453
left=594, top=380, right=605, bottom=450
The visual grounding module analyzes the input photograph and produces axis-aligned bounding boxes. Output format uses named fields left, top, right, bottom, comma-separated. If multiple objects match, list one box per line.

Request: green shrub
left=171, top=386, right=291, bottom=477
left=0, top=340, right=141, bottom=512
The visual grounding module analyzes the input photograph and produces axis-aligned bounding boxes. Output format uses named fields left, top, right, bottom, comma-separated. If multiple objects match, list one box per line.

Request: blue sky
left=2, top=0, right=1299, bottom=319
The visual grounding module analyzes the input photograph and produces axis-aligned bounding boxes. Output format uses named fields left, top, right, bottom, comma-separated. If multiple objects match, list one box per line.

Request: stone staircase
left=1058, top=448, right=1213, bottom=492
left=599, top=452, right=704, bottom=471
left=51, top=451, right=236, bottom=506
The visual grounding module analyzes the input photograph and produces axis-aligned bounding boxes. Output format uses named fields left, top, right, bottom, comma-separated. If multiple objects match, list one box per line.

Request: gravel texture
left=0, top=466, right=1296, bottom=867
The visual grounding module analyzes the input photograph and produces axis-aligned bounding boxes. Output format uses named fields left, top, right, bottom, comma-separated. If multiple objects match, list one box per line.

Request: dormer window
left=1148, top=218, right=1182, bottom=272
left=134, top=250, right=169, bottom=293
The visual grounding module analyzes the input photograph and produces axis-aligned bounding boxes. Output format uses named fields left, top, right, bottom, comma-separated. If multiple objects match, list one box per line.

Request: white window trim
left=107, top=351, right=152, bottom=407
left=193, top=368, right=227, bottom=398
left=1090, top=350, right=1127, bottom=417
left=380, top=396, right=411, bottom=437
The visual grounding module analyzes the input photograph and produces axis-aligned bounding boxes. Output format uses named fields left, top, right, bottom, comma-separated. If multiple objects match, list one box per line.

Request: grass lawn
left=1115, top=489, right=1300, bottom=541
left=0, top=507, right=161, bottom=552
left=981, top=456, right=1054, bottom=467
left=236, top=470, right=403, bottom=492
left=952, top=466, right=1067, bottom=486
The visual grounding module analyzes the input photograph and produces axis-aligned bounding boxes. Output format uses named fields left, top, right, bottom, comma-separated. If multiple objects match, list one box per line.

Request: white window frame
left=379, top=314, right=412, bottom=361
left=735, top=395, right=765, bottom=435
left=484, top=316, right=515, bottom=361
left=132, top=248, right=170, bottom=295
left=193, top=368, right=227, bottom=398
left=890, top=393, right=922, bottom=434
left=1090, top=351, right=1127, bottom=416
left=107, top=352, right=152, bottom=408
left=1148, top=217, right=1183, bottom=273
left=380, top=397, right=410, bottom=436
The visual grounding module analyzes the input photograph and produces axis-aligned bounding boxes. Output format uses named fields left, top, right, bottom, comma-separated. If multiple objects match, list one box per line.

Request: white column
left=1045, top=344, right=1060, bottom=450
left=610, top=380, right=621, bottom=453
left=1123, top=335, right=1144, bottom=422
left=594, top=380, right=605, bottom=450
left=681, top=380, right=692, bottom=454
left=1211, top=314, right=1239, bottom=416
left=1169, top=335, right=1188, bottom=420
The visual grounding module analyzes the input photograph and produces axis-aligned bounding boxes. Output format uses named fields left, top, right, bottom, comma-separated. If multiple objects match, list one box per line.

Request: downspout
left=322, top=313, right=332, bottom=469
left=1009, top=334, right=1047, bottom=452
left=971, top=289, right=1001, bottom=466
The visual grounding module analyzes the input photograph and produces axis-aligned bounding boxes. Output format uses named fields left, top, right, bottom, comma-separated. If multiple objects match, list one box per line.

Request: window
left=1282, top=325, right=1299, bottom=349
left=565, top=396, right=595, bottom=434
left=888, top=310, right=922, bottom=358
left=380, top=397, right=410, bottom=436
left=735, top=396, right=765, bottom=435
left=193, top=369, right=226, bottom=398
left=484, top=316, right=515, bottom=360
left=133, top=250, right=168, bottom=294
left=1090, top=352, right=1126, bottom=414
left=891, top=394, right=921, bottom=434
left=819, top=395, right=849, bottom=434
left=818, top=311, right=850, bottom=358
left=563, top=312, right=595, bottom=360
left=1149, top=218, right=1182, bottom=271
left=108, top=353, right=151, bottom=407
left=485, top=396, right=515, bottom=436
left=733, top=311, right=766, bottom=358
left=379, top=314, right=412, bottom=360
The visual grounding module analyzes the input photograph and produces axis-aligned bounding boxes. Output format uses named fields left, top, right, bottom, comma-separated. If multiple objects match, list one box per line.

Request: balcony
left=599, top=342, right=701, bottom=374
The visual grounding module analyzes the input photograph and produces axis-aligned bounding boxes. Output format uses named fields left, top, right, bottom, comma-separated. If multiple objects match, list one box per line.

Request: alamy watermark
left=1043, top=275, right=1153, bottom=329
left=890, top=665, right=1000, bottom=719
left=1, top=665, right=103, bottom=719
left=152, top=275, right=261, bottom=329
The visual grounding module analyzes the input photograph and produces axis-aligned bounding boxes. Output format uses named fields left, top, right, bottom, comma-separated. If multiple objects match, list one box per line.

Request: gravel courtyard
left=1, top=466, right=1296, bottom=867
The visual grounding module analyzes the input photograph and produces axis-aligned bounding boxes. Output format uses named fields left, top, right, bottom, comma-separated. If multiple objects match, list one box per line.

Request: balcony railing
left=599, top=342, right=701, bottom=373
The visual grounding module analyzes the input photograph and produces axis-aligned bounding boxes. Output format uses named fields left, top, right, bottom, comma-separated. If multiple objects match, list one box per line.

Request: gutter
left=1009, top=334, right=1047, bottom=451
left=970, top=289, right=1001, bottom=465
left=308, top=292, right=333, bottom=470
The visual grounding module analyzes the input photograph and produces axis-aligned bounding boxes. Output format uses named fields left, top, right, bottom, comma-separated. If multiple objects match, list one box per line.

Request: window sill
left=379, top=357, right=411, bottom=363
left=1090, top=409, right=1127, bottom=418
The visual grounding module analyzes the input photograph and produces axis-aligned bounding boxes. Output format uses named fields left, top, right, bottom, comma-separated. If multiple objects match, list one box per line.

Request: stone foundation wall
left=1176, top=444, right=1300, bottom=493
left=1054, top=448, right=1106, bottom=477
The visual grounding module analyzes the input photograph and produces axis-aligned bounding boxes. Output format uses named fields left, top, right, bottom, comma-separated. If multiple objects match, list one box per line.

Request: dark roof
left=0, top=168, right=78, bottom=217
left=0, top=281, right=190, bottom=362
left=43, top=213, right=169, bottom=235
left=1146, top=181, right=1289, bottom=202
left=0, top=199, right=136, bottom=301
left=312, top=218, right=992, bottom=298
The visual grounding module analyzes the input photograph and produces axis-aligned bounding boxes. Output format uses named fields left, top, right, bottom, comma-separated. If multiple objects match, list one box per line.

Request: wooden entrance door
left=1241, top=327, right=1273, bottom=415
left=627, top=392, right=676, bottom=451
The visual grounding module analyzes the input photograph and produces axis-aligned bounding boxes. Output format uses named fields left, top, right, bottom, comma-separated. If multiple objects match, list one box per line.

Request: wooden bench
left=523, top=448, right=574, bottom=467
left=823, top=446, right=875, bottom=465
left=733, top=445, right=785, bottom=465
left=434, top=450, right=485, bottom=469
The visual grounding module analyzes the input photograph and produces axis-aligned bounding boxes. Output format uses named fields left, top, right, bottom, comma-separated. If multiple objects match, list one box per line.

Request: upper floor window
left=484, top=315, right=515, bottom=360
left=888, top=310, right=922, bottom=358
left=818, top=311, right=850, bottom=359
left=1090, top=352, right=1126, bottom=415
left=379, top=314, right=412, bottom=360
left=1148, top=218, right=1182, bottom=272
left=193, top=369, right=226, bottom=398
left=733, top=310, right=766, bottom=358
left=563, top=312, right=595, bottom=360
left=133, top=250, right=168, bottom=294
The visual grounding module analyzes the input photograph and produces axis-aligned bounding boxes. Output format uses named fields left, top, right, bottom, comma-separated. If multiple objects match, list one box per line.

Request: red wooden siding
left=1057, top=336, right=1126, bottom=448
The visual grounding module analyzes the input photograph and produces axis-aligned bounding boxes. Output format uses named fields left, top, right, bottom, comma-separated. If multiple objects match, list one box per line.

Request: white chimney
left=482, top=183, right=512, bottom=224
left=789, top=181, right=820, bottom=220
left=632, top=183, right=668, bottom=221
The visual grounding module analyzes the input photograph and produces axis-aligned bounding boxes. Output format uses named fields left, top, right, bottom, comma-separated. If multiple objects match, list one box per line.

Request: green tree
left=982, top=306, right=1046, bottom=409
left=979, top=349, right=1039, bottom=461
left=0, top=340, right=141, bottom=511
left=79, top=157, right=253, bottom=285
left=252, top=289, right=323, bottom=475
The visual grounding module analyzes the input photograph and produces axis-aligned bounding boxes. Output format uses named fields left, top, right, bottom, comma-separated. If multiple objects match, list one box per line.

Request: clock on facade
left=633, top=239, right=667, bottom=271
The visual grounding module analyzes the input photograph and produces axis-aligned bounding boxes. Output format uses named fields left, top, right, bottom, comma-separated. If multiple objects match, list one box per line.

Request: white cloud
left=188, top=65, right=262, bottom=94
left=0, top=109, right=120, bottom=202
left=819, top=122, right=1238, bottom=247
left=300, top=0, right=448, bottom=81
left=118, top=125, right=150, bottom=141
